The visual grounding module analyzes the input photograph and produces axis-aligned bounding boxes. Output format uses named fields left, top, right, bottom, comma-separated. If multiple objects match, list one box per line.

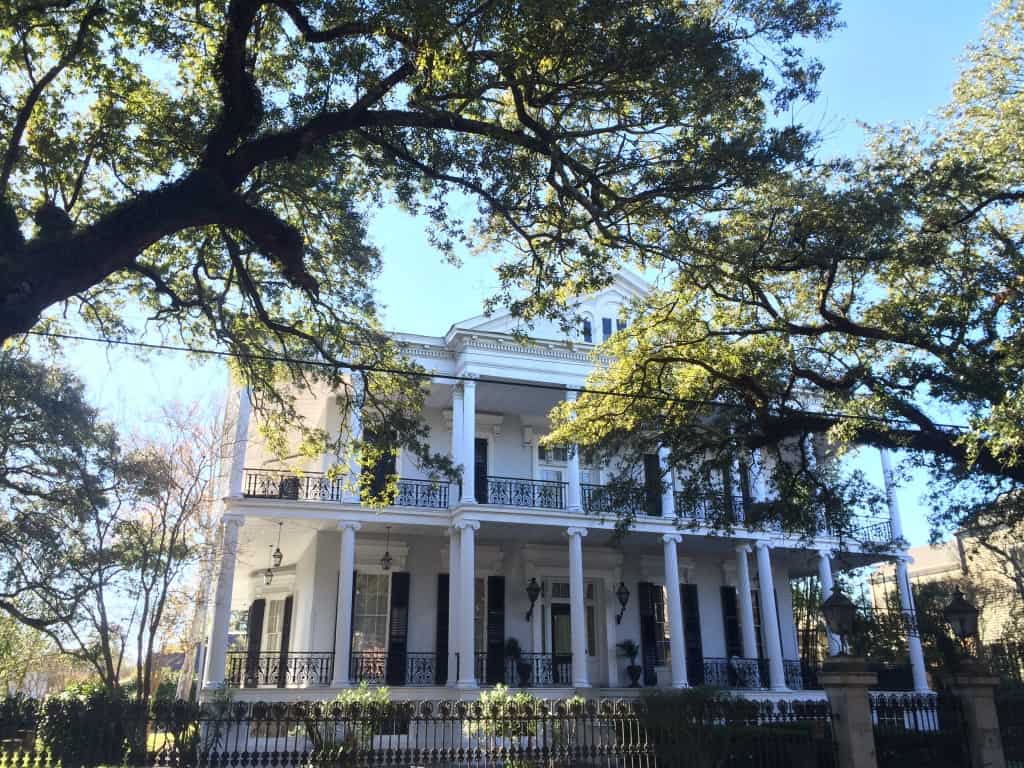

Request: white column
left=897, top=556, right=931, bottom=692
left=880, top=449, right=928, bottom=691
left=748, top=449, right=768, bottom=503
left=227, top=389, right=251, bottom=497
left=567, top=527, right=590, bottom=687
left=456, top=519, right=479, bottom=686
left=565, top=390, right=583, bottom=512
left=817, top=550, right=842, bottom=656
left=203, top=514, right=243, bottom=687
left=343, top=373, right=364, bottom=504
left=446, top=527, right=461, bottom=686
left=735, top=545, right=759, bottom=661
left=451, top=385, right=464, bottom=476
left=754, top=541, right=787, bottom=691
left=658, top=446, right=676, bottom=518
left=460, top=379, right=477, bottom=504
left=662, top=534, right=688, bottom=687
left=331, top=521, right=360, bottom=686
left=604, top=580, right=620, bottom=686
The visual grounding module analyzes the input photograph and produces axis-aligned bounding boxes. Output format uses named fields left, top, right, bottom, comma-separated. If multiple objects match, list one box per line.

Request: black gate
left=872, top=692, right=971, bottom=768
left=997, top=687, right=1024, bottom=768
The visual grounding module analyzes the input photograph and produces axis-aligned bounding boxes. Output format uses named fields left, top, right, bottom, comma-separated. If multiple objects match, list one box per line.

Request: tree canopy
left=545, top=0, right=1024, bottom=539
left=0, top=0, right=837, bottom=458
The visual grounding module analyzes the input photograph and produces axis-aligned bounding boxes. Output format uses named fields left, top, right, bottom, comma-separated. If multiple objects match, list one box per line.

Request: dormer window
left=582, top=318, right=593, bottom=343
left=601, top=318, right=613, bottom=341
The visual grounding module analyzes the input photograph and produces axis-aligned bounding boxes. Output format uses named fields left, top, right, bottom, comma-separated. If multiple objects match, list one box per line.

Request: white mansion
left=199, top=272, right=929, bottom=700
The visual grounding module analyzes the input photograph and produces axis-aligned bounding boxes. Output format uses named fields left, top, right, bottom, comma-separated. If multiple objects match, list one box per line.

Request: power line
left=23, top=329, right=970, bottom=434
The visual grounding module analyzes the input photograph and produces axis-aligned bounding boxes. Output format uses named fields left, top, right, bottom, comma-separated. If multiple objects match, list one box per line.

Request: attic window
left=582, top=319, right=593, bottom=343
left=617, top=318, right=627, bottom=332
left=601, top=318, right=613, bottom=341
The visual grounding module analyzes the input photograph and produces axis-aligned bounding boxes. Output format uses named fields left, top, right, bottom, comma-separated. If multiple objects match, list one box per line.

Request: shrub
left=305, top=683, right=393, bottom=757
left=37, top=682, right=145, bottom=767
left=471, top=684, right=540, bottom=739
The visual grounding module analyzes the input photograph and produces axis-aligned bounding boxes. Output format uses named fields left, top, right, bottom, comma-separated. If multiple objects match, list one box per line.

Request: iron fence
left=242, top=470, right=451, bottom=508
left=349, top=651, right=449, bottom=686
left=871, top=692, right=970, bottom=768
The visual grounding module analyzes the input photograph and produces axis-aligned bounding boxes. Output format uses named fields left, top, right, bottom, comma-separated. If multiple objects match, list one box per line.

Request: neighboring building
left=871, top=533, right=1024, bottom=645
left=199, top=272, right=921, bottom=700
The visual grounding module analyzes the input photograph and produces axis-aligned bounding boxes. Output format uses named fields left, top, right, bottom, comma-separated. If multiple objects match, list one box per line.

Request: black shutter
left=720, top=587, right=743, bottom=658
left=387, top=572, right=410, bottom=685
left=348, top=571, right=357, bottom=681
left=681, top=584, right=704, bottom=685
left=486, top=575, right=505, bottom=684
left=643, top=454, right=663, bottom=516
left=638, top=582, right=658, bottom=686
left=474, top=438, right=489, bottom=504
left=245, top=599, right=265, bottom=688
left=277, top=596, right=293, bottom=688
left=436, top=574, right=449, bottom=684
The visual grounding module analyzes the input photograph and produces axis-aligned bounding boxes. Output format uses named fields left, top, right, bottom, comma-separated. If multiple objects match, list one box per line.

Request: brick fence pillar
left=940, top=662, right=1007, bottom=768
left=820, top=656, right=879, bottom=768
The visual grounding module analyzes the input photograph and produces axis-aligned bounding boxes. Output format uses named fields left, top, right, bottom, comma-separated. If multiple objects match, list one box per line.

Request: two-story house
left=198, top=271, right=927, bottom=700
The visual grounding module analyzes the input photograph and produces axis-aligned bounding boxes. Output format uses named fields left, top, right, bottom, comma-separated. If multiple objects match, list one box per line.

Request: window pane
left=353, top=573, right=389, bottom=652
left=582, top=319, right=592, bottom=343
left=586, top=605, right=596, bottom=657
left=601, top=318, right=613, bottom=340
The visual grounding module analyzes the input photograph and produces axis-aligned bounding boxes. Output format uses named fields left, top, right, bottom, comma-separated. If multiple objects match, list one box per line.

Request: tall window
left=474, top=577, right=486, bottom=652
left=263, top=599, right=285, bottom=653
left=582, top=318, right=593, bottom=343
left=601, top=317, right=613, bottom=341
left=751, top=589, right=765, bottom=659
left=352, top=573, right=389, bottom=652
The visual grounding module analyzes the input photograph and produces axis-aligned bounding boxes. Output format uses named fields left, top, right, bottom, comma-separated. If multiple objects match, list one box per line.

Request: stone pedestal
left=940, top=662, right=1007, bottom=768
left=820, top=656, right=878, bottom=768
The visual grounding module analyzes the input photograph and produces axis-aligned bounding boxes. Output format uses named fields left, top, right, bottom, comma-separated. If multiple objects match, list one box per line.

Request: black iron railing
left=243, top=469, right=451, bottom=508
left=225, top=651, right=334, bottom=687
left=485, top=476, right=565, bottom=509
left=349, top=651, right=448, bottom=686
left=505, top=653, right=573, bottom=687
left=675, top=492, right=748, bottom=524
left=393, top=478, right=450, bottom=508
left=244, top=470, right=344, bottom=501
left=702, top=657, right=764, bottom=689
left=581, top=483, right=648, bottom=515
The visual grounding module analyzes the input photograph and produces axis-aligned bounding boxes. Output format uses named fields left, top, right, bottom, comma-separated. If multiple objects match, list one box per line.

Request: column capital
left=338, top=520, right=362, bottom=532
left=222, top=513, right=245, bottom=529
left=564, top=387, right=579, bottom=402
left=662, top=533, right=683, bottom=544
left=734, top=542, right=752, bottom=554
left=754, top=540, right=773, bottom=551
left=455, top=518, right=480, bottom=531
left=566, top=526, right=589, bottom=539
left=452, top=383, right=465, bottom=400
left=817, top=548, right=835, bottom=561
left=895, top=553, right=914, bottom=564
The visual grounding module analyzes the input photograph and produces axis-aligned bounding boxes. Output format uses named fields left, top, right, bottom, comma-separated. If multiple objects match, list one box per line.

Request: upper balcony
left=240, top=467, right=894, bottom=545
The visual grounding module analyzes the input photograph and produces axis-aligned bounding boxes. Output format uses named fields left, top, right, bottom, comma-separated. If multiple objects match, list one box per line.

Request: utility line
left=24, top=329, right=970, bottom=434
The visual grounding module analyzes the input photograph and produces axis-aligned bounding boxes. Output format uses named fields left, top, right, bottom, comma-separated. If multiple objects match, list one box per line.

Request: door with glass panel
left=549, top=604, right=572, bottom=685
left=351, top=573, right=389, bottom=683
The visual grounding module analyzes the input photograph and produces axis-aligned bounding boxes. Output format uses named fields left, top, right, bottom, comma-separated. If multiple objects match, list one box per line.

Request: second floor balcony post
left=658, top=446, right=676, bottom=518
left=342, top=372, right=363, bottom=504
left=565, top=389, right=583, bottom=513
left=227, top=388, right=252, bottom=498
left=459, top=378, right=477, bottom=505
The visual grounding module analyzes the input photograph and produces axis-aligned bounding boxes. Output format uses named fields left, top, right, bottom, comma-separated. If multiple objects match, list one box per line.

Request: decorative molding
left=455, top=518, right=481, bottom=532
left=662, top=533, right=683, bottom=544
left=338, top=521, right=361, bottom=532
left=566, top=526, right=588, bottom=539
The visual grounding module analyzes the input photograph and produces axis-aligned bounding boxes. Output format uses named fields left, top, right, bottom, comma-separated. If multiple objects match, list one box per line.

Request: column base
left=770, top=686, right=789, bottom=693
left=566, top=505, right=582, bottom=513
left=454, top=681, right=479, bottom=690
left=458, top=499, right=478, bottom=506
left=572, top=682, right=591, bottom=689
left=331, top=679, right=355, bottom=688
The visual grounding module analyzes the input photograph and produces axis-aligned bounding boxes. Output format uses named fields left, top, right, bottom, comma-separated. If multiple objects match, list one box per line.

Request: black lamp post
left=525, top=578, right=541, bottom=621
left=944, top=587, right=980, bottom=655
left=821, top=586, right=857, bottom=655
left=615, top=581, right=630, bottom=624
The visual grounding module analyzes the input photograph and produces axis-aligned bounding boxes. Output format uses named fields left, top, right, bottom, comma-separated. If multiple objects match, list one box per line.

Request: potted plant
left=505, top=638, right=533, bottom=688
left=617, top=640, right=643, bottom=687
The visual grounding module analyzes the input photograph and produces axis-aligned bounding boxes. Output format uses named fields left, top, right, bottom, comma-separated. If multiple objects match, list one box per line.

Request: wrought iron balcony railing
left=484, top=476, right=565, bottom=509
left=349, top=650, right=449, bottom=686
left=504, top=653, right=573, bottom=687
left=581, top=483, right=648, bottom=516
left=702, top=657, right=764, bottom=689
left=242, top=470, right=450, bottom=508
left=225, top=651, right=334, bottom=687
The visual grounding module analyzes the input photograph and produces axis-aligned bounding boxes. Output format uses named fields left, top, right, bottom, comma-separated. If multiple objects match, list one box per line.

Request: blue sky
left=54, top=0, right=995, bottom=546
